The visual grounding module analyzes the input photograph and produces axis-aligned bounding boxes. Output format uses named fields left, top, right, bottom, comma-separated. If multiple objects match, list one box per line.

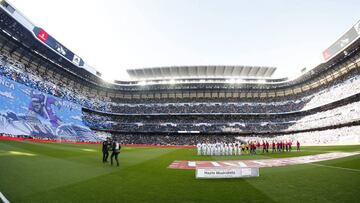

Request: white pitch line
left=238, top=162, right=247, bottom=167
left=309, top=163, right=360, bottom=172
left=188, top=161, right=196, bottom=167
left=252, top=161, right=266, bottom=166
left=0, top=192, right=9, bottom=203
left=211, top=162, right=221, bottom=167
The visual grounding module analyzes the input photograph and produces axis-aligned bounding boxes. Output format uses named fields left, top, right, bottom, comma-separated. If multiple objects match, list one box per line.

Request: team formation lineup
left=196, top=141, right=301, bottom=156
left=0, top=0, right=359, bottom=202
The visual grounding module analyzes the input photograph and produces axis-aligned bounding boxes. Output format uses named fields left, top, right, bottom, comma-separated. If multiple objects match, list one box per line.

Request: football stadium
left=0, top=0, right=359, bottom=202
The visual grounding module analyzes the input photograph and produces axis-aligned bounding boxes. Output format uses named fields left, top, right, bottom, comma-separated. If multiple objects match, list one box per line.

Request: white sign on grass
left=196, top=167, right=259, bottom=179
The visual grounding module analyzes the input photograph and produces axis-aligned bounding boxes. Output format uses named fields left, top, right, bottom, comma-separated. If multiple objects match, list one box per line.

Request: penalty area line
left=309, top=163, right=360, bottom=172
left=0, top=192, right=9, bottom=203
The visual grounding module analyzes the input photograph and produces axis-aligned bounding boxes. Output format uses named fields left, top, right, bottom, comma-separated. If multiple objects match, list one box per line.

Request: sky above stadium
left=9, top=0, right=360, bottom=81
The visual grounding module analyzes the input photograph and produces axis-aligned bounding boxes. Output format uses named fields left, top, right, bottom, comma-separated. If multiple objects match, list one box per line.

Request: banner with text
left=196, top=167, right=259, bottom=179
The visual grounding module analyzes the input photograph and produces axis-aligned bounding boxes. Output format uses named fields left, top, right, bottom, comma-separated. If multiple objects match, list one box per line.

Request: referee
left=102, top=139, right=110, bottom=163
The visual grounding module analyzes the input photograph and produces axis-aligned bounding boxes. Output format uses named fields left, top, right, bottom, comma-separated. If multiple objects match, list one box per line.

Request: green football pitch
left=0, top=140, right=359, bottom=203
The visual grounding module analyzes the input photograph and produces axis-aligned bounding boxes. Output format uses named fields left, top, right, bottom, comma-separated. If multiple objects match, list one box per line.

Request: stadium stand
left=0, top=1, right=359, bottom=145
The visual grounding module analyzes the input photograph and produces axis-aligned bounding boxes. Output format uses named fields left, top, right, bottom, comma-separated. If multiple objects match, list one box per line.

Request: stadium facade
left=0, top=0, right=360, bottom=145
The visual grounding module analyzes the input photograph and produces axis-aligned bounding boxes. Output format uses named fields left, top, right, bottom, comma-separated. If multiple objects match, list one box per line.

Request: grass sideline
left=0, top=140, right=359, bottom=203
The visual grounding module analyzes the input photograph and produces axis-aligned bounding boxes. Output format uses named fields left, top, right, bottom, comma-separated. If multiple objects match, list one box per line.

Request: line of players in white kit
left=196, top=140, right=301, bottom=156
left=196, top=142, right=242, bottom=156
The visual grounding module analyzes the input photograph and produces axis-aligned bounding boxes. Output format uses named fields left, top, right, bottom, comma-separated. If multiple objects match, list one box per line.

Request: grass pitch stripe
left=0, top=192, right=9, bottom=203
left=309, top=163, right=360, bottom=172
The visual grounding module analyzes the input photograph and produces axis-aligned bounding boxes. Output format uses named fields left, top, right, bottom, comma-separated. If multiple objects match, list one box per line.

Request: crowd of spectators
left=110, top=100, right=306, bottom=114
left=108, top=71, right=360, bottom=114
left=112, top=71, right=360, bottom=114
left=110, top=133, right=236, bottom=145
left=1, top=49, right=360, bottom=145
left=2, top=50, right=360, bottom=116
left=237, top=125, right=360, bottom=146
left=302, top=74, right=360, bottom=110
left=83, top=99, right=360, bottom=134
left=106, top=125, right=360, bottom=146
left=0, top=52, right=111, bottom=112
left=288, top=101, right=360, bottom=131
left=82, top=113, right=114, bottom=130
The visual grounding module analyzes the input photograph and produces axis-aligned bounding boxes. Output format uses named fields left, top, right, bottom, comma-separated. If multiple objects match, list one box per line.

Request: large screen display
left=323, top=21, right=360, bottom=61
left=33, top=27, right=84, bottom=67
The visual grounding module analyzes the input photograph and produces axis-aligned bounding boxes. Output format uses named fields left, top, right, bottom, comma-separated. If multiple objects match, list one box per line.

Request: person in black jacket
left=102, top=139, right=110, bottom=163
left=111, top=140, right=121, bottom=166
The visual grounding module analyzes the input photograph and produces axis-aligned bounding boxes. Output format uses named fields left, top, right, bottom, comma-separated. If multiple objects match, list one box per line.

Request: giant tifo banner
left=0, top=74, right=99, bottom=141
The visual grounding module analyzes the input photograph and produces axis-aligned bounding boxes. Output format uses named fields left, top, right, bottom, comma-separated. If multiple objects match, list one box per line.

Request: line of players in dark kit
left=102, top=138, right=121, bottom=166
left=248, top=140, right=301, bottom=155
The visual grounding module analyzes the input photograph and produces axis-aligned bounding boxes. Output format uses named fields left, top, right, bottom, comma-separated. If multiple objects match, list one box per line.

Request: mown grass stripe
left=0, top=141, right=359, bottom=203
left=309, top=163, right=360, bottom=172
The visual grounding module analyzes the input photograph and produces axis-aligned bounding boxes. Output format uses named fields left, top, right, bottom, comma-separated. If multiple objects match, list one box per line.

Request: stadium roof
left=127, top=66, right=276, bottom=80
